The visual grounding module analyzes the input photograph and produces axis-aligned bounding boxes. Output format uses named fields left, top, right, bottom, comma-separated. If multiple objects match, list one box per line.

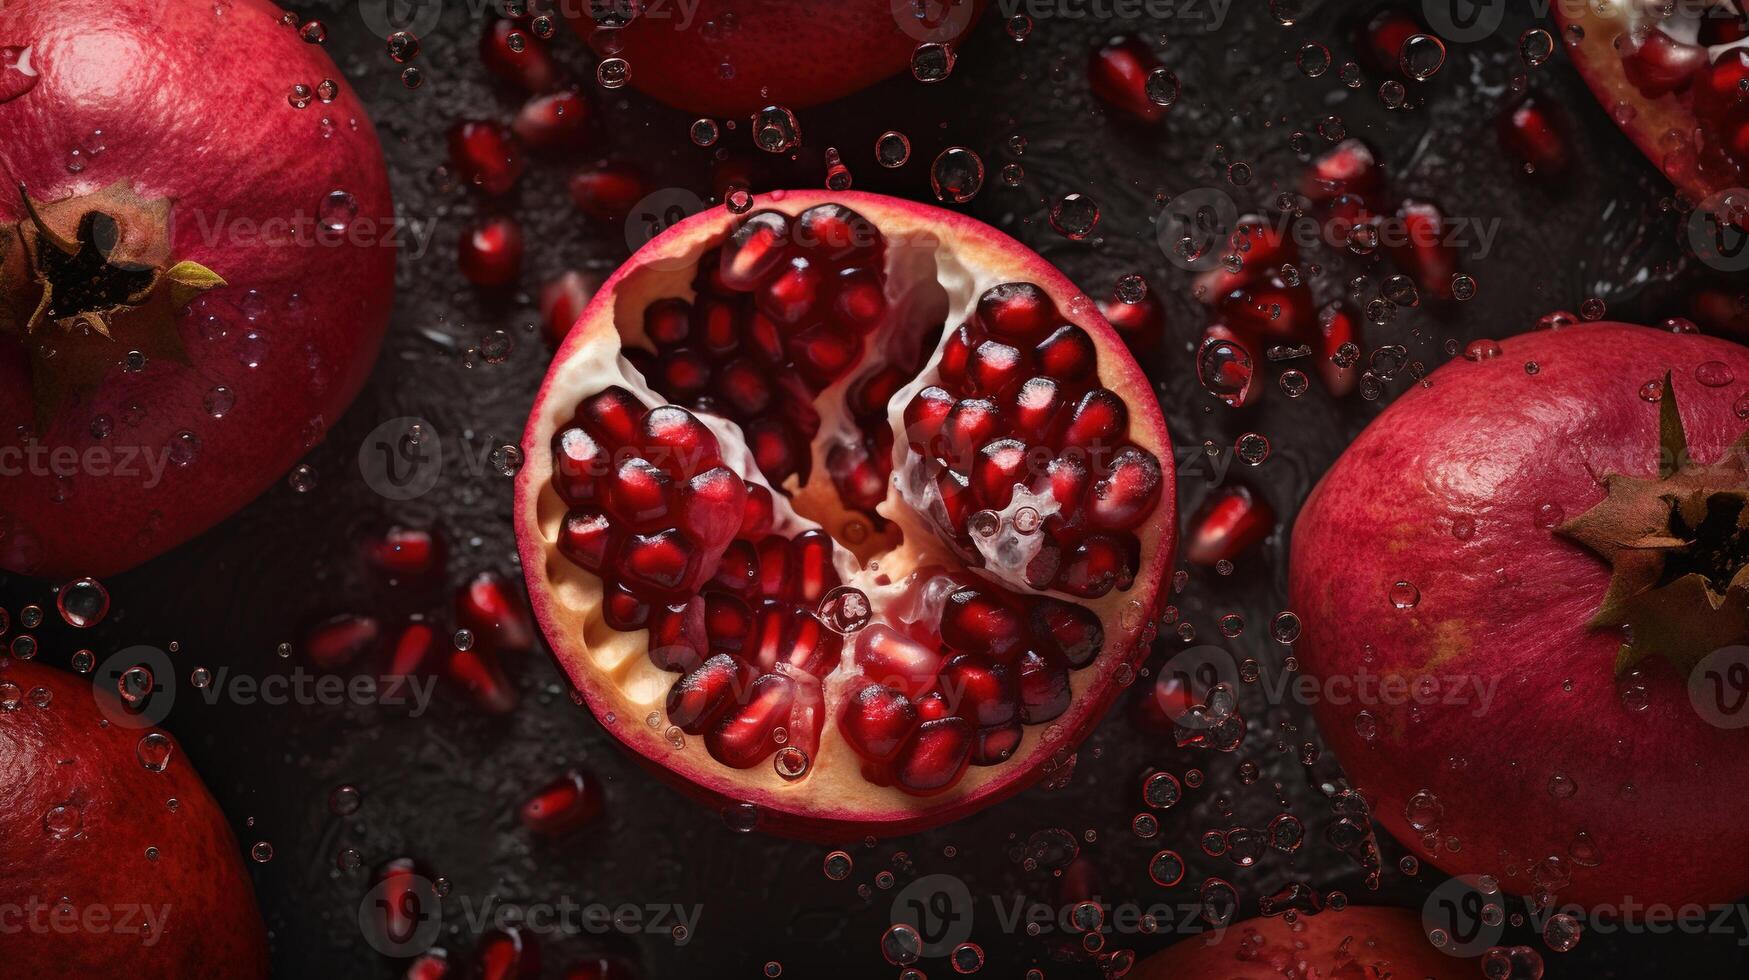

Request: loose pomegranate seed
left=941, top=587, right=1025, bottom=662
left=475, top=925, right=540, bottom=980
left=1387, top=199, right=1455, bottom=300
left=569, top=164, right=645, bottom=222
left=1017, top=648, right=1071, bottom=723
left=1088, top=35, right=1167, bottom=123
left=375, top=859, right=433, bottom=949
left=513, top=89, right=589, bottom=149
left=385, top=622, right=439, bottom=696
left=457, top=571, right=535, bottom=654
left=448, top=120, right=524, bottom=196
left=1098, top=282, right=1166, bottom=351
left=1300, top=139, right=1381, bottom=204
left=855, top=625, right=943, bottom=699
left=459, top=216, right=523, bottom=287
left=541, top=270, right=598, bottom=348
left=1620, top=28, right=1708, bottom=98
left=480, top=19, right=558, bottom=93
left=1360, top=7, right=1424, bottom=76
left=894, top=717, right=974, bottom=794
left=1219, top=273, right=1314, bottom=342
left=1316, top=302, right=1361, bottom=398
left=707, top=672, right=795, bottom=768
left=841, top=684, right=921, bottom=763
left=407, top=951, right=450, bottom=980
left=1029, top=599, right=1104, bottom=668
left=303, top=614, right=379, bottom=672
left=1185, top=485, right=1276, bottom=566
left=1195, top=215, right=1294, bottom=301
left=364, top=525, right=441, bottom=577
left=1499, top=96, right=1570, bottom=178
left=447, top=644, right=518, bottom=715
left=1197, top=325, right=1256, bottom=408
left=1088, top=446, right=1163, bottom=531
left=519, top=769, right=603, bottom=835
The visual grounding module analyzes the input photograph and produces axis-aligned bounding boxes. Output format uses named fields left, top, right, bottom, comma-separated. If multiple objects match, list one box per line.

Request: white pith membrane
left=1599, top=0, right=1749, bottom=59
left=520, top=195, right=1170, bottom=830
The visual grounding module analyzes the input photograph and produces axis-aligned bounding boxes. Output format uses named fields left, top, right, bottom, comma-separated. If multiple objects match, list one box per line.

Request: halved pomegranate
left=1556, top=1, right=1749, bottom=217
left=516, top=192, right=1174, bottom=837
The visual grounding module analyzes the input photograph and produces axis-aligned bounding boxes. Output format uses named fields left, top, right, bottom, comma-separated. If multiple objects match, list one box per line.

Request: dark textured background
left=4, top=0, right=1746, bottom=977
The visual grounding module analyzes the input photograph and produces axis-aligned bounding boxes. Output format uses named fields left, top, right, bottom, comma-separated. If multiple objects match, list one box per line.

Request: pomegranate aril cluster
left=904, top=282, right=1162, bottom=598
left=623, top=205, right=893, bottom=496
left=838, top=577, right=1106, bottom=794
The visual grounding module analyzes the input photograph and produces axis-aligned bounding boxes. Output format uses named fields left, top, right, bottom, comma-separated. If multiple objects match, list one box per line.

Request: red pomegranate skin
left=1131, top=908, right=1466, bottom=979
left=0, top=0, right=395, bottom=579
left=1291, top=323, right=1749, bottom=908
left=565, top=0, right=987, bottom=116
left=0, top=660, right=269, bottom=976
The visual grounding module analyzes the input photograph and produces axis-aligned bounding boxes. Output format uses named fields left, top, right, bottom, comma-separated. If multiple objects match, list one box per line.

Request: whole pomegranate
left=0, top=0, right=395, bottom=578
left=0, top=659, right=269, bottom=976
left=516, top=191, right=1175, bottom=837
left=565, top=1, right=987, bottom=116
left=1292, top=323, right=1749, bottom=907
left=1131, top=908, right=1467, bottom=979
left=1555, top=2, right=1749, bottom=219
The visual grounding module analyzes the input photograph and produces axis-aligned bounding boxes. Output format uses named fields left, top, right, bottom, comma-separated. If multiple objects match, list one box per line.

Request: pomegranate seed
left=459, top=216, right=523, bottom=287
left=756, top=536, right=792, bottom=597
left=604, top=458, right=672, bottom=529
left=1017, top=649, right=1071, bottom=723
left=448, top=120, right=524, bottom=196
left=903, top=386, right=955, bottom=454
left=1621, top=28, right=1708, bottom=98
left=457, top=571, right=535, bottom=654
left=895, top=717, right=974, bottom=794
left=834, top=267, right=886, bottom=329
left=653, top=348, right=711, bottom=400
left=1360, top=7, right=1423, bottom=76
left=1197, top=325, right=1257, bottom=408
left=475, top=925, right=540, bottom=980
left=855, top=625, right=943, bottom=699
left=739, top=485, right=775, bottom=539
left=513, top=89, right=589, bottom=149
left=972, top=722, right=1023, bottom=765
left=1316, top=303, right=1361, bottom=398
left=602, top=584, right=651, bottom=631
left=966, top=338, right=1028, bottom=398
left=1300, top=138, right=1381, bottom=204
left=840, top=684, right=921, bottom=763
left=941, top=398, right=1003, bottom=467
left=518, top=769, right=602, bottom=836
left=558, top=509, right=615, bottom=572
left=757, top=255, right=823, bottom=325
left=621, top=530, right=701, bottom=595
left=720, top=211, right=792, bottom=289
left=1030, top=599, right=1104, bottom=668
left=1696, top=49, right=1749, bottom=123
left=938, top=323, right=978, bottom=389
left=827, top=440, right=888, bottom=511
left=745, top=418, right=803, bottom=486
left=1219, top=273, right=1314, bottom=342
left=577, top=386, right=645, bottom=446
left=788, top=530, right=839, bottom=605
left=1033, top=325, right=1097, bottom=383
left=364, top=525, right=440, bottom=577
left=304, top=614, right=379, bottom=672
left=642, top=297, right=692, bottom=346
left=1388, top=200, right=1455, bottom=300
left=715, top=358, right=773, bottom=415
left=385, top=622, right=439, bottom=695
left=669, top=654, right=755, bottom=733
left=1010, top=377, right=1067, bottom=443
left=568, top=164, right=645, bottom=222
left=480, top=18, right=558, bottom=92
left=675, top=467, right=746, bottom=551
left=941, top=588, right=1025, bottom=662
left=375, top=859, right=433, bottom=950
left=1088, top=446, right=1163, bottom=531
left=540, top=271, right=598, bottom=349
left=934, top=467, right=978, bottom=531
left=1057, top=534, right=1134, bottom=598
left=638, top=406, right=722, bottom=477
left=1036, top=453, right=1092, bottom=513
left=447, top=645, right=518, bottom=715
left=790, top=323, right=861, bottom=385
left=795, top=203, right=879, bottom=260
left=915, top=692, right=953, bottom=722
left=977, top=282, right=1060, bottom=341
left=707, top=672, right=795, bottom=768
left=1499, top=96, right=1570, bottom=178
left=971, top=438, right=1030, bottom=510
left=1194, top=215, right=1294, bottom=301
left=1185, top=485, right=1275, bottom=565
left=1062, top=388, right=1128, bottom=448
left=1098, top=285, right=1165, bottom=351
left=407, top=951, right=450, bottom=980
left=647, top=599, right=707, bottom=671
left=704, top=593, right=754, bottom=654
left=849, top=366, right=907, bottom=417
left=689, top=297, right=739, bottom=354
left=1088, top=35, right=1166, bottom=123
left=552, top=427, right=611, bottom=505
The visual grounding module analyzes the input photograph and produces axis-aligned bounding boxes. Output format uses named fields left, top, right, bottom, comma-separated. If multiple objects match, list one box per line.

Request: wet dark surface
left=3, top=1, right=1747, bottom=977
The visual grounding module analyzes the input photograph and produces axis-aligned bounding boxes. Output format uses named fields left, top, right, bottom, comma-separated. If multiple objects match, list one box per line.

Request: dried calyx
left=1, top=180, right=223, bottom=425
left=1560, top=372, right=1749, bottom=677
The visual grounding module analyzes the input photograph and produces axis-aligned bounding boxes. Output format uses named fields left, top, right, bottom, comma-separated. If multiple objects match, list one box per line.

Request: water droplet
left=1389, top=580, right=1420, bottom=609
left=689, top=118, right=719, bottom=147
left=251, top=840, right=275, bottom=863
left=329, top=784, right=363, bottom=815
left=1399, top=34, right=1446, bottom=80
left=930, top=147, right=984, bottom=204
left=1696, top=360, right=1734, bottom=387
left=817, top=586, right=872, bottom=634
left=386, top=31, right=420, bottom=63
left=1145, top=68, right=1180, bottom=107
left=875, top=131, right=911, bottom=168
left=753, top=105, right=801, bottom=153
left=823, top=850, right=853, bottom=880
left=1049, top=193, right=1100, bottom=240
left=56, top=577, right=109, bottom=628
left=910, top=42, right=956, bottom=83
left=136, top=732, right=174, bottom=772
left=596, top=58, right=630, bottom=89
